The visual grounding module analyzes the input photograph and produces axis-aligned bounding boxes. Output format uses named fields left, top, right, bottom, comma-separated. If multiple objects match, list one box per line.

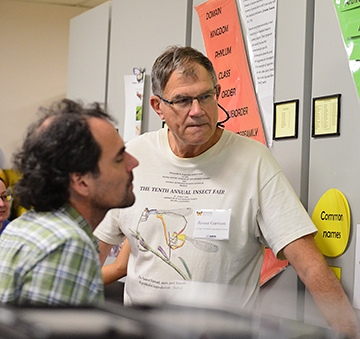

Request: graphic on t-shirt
left=130, top=207, right=219, bottom=280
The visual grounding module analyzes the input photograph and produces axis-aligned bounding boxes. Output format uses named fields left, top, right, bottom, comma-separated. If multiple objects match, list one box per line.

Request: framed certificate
left=312, top=94, right=341, bottom=137
left=273, top=99, right=299, bottom=140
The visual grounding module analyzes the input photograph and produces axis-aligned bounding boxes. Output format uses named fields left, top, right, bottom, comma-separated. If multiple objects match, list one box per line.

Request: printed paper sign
left=124, top=68, right=145, bottom=142
left=196, top=0, right=266, bottom=145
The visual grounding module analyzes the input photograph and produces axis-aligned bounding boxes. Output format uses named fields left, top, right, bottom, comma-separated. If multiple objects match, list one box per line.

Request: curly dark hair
left=13, top=99, right=116, bottom=212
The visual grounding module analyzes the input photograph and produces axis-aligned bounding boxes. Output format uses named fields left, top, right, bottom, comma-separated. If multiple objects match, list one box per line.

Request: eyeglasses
left=157, top=87, right=218, bottom=112
left=0, top=194, right=12, bottom=203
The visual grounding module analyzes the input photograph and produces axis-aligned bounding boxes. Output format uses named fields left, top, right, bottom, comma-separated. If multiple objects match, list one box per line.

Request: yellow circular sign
left=312, top=188, right=350, bottom=257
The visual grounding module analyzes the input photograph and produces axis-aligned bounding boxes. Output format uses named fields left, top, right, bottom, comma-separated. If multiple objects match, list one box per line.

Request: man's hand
left=283, top=234, right=360, bottom=339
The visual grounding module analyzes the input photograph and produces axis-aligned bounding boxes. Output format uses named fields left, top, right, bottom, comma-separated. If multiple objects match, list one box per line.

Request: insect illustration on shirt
left=137, top=207, right=190, bottom=257
left=155, top=213, right=219, bottom=256
left=131, top=207, right=219, bottom=280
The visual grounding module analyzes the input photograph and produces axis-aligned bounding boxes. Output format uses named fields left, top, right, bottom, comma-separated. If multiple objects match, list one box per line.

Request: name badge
left=193, top=209, right=231, bottom=240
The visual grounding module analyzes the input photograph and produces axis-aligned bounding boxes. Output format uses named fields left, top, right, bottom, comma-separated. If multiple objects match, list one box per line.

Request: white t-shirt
left=94, top=129, right=316, bottom=307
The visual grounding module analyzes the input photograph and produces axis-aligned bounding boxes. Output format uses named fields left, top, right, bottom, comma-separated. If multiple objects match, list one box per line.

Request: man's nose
left=188, top=98, right=203, bottom=116
left=127, top=153, right=139, bottom=171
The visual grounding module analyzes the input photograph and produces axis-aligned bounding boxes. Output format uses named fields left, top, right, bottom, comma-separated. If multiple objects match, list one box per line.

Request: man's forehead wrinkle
left=178, top=66, right=198, bottom=79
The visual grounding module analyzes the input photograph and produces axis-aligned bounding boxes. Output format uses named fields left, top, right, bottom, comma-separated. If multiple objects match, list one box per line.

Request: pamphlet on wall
left=237, top=0, right=277, bottom=145
left=124, top=67, right=145, bottom=142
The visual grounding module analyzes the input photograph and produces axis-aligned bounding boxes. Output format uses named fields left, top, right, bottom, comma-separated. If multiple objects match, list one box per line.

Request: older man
left=94, top=46, right=359, bottom=338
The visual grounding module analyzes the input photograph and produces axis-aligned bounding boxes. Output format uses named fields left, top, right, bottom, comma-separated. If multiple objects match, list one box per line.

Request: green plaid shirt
left=0, top=204, right=104, bottom=306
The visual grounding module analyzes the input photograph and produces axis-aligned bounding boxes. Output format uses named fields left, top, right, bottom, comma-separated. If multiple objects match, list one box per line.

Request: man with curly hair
left=0, top=99, right=138, bottom=306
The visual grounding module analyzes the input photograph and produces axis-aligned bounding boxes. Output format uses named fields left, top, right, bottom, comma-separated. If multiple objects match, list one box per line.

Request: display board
left=306, top=0, right=360, bottom=326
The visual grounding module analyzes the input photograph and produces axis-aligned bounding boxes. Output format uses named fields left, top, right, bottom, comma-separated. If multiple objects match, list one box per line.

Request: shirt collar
left=59, top=203, right=99, bottom=252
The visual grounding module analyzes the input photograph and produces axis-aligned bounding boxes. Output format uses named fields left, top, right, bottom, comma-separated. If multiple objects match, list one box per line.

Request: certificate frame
left=273, top=99, right=299, bottom=140
left=312, top=94, right=341, bottom=138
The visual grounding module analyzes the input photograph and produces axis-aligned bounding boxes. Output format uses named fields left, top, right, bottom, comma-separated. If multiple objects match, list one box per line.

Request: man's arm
left=283, top=234, right=360, bottom=339
left=102, top=239, right=130, bottom=285
left=98, top=239, right=114, bottom=266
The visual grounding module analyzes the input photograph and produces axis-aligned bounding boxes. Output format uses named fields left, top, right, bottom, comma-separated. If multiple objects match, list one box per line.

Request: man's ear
left=150, top=95, right=165, bottom=120
left=215, top=83, right=221, bottom=100
left=69, top=172, right=90, bottom=196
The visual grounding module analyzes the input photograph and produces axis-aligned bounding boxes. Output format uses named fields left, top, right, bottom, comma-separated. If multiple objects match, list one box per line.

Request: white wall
left=0, top=0, right=87, bottom=168
left=67, top=1, right=111, bottom=105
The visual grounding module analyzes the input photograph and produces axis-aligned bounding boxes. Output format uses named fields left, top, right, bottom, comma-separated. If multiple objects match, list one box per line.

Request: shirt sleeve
left=93, top=208, right=125, bottom=245
left=256, top=171, right=317, bottom=258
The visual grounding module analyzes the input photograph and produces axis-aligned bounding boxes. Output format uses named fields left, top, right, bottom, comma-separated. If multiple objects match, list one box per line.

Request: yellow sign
left=312, top=188, right=350, bottom=257
left=330, top=266, right=341, bottom=281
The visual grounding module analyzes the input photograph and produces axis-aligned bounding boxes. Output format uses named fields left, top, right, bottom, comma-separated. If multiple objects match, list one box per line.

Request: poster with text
left=196, top=0, right=267, bottom=145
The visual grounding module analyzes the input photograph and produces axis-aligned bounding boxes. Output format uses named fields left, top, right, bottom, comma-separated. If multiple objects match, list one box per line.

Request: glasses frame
left=0, top=193, right=12, bottom=203
left=156, top=86, right=219, bottom=109
left=156, top=85, right=230, bottom=128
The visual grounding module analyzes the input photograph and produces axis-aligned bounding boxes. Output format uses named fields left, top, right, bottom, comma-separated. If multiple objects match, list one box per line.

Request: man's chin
left=120, top=195, right=136, bottom=209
